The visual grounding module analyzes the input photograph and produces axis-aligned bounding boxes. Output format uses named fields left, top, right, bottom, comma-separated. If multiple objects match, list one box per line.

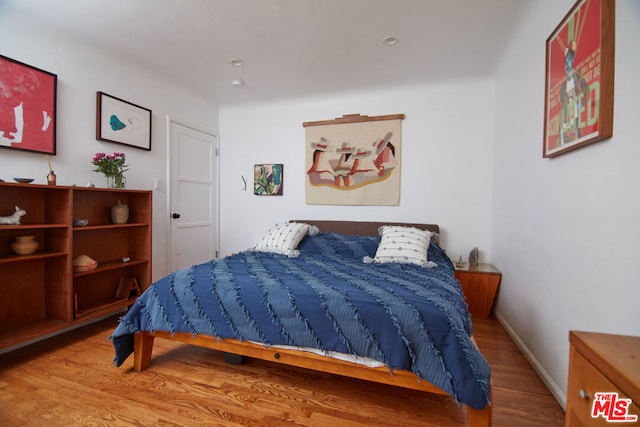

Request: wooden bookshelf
left=0, top=182, right=151, bottom=351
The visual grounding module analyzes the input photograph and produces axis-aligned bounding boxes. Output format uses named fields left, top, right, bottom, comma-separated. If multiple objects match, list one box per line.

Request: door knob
left=172, top=213, right=181, bottom=219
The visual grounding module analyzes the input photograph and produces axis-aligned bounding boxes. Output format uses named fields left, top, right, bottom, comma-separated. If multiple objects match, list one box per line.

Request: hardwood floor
left=0, top=315, right=564, bottom=426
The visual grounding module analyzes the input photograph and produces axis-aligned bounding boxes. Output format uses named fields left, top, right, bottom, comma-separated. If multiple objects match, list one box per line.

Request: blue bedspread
left=111, top=232, right=490, bottom=409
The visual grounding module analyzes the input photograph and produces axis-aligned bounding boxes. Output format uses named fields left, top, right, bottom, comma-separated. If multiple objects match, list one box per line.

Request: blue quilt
left=111, top=232, right=490, bottom=409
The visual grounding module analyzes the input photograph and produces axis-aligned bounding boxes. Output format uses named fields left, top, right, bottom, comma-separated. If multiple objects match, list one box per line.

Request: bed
left=110, top=220, right=492, bottom=426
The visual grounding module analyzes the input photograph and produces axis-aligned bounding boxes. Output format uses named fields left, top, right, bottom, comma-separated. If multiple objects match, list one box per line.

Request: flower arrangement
left=92, top=151, right=128, bottom=188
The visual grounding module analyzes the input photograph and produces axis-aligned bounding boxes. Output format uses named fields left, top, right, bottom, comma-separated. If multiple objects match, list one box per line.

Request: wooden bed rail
left=133, top=331, right=491, bottom=426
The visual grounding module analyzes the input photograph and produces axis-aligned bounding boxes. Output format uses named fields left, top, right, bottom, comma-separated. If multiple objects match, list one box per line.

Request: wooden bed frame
left=133, top=220, right=492, bottom=427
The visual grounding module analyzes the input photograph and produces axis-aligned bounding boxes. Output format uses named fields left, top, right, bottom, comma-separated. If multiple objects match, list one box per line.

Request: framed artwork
left=304, top=113, right=404, bottom=206
left=543, top=0, right=615, bottom=158
left=0, top=55, right=57, bottom=155
left=96, top=91, right=152, bottom=151
left=254, top=164, right=283, bottom=195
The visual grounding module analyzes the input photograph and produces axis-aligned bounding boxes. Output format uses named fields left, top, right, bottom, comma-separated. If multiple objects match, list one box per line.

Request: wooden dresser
left=566, top=331, right=640, bottom=426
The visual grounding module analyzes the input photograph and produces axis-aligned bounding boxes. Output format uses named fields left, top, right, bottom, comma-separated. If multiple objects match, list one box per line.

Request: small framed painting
left=543, top=0, right=615, bottom=158
left=0, top=54, right=57, bottom=155
left=96, top=91, right=152, bottom=151
left=254, top=164, right=283, bottom=196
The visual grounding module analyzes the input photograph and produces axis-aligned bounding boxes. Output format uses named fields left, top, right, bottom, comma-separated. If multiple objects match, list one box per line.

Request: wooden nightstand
left=454, top=263, right=501, bottom=317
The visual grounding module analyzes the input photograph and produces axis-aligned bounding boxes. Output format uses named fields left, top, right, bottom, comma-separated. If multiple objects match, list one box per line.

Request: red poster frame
left=0, top=55, right=57, bottom=155
left=543, top=0, right=615, bottom=158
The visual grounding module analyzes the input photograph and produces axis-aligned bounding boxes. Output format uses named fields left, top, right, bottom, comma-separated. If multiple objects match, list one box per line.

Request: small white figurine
left=0, top=206, right=27, bottom=225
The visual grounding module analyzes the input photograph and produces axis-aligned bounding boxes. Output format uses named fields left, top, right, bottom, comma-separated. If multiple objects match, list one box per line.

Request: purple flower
left=91, top=151, right=129, bottom=179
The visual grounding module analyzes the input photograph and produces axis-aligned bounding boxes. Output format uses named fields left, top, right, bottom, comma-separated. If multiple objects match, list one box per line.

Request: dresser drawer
left=566, top=346, right=640, bottom=426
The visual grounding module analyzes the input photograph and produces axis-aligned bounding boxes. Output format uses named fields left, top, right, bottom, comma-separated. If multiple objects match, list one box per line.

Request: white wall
left=218, top=80, right=496, bottom=259
left=0, top=10, right=219, bottom=281
left=492, top=0, right=640, bottom=405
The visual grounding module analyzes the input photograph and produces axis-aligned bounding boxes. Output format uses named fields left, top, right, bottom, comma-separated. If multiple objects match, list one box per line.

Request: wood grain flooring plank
left=0, top=315, right=564, bottom=426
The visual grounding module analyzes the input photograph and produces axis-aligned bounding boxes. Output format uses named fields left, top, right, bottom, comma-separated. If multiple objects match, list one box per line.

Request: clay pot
left=11, top=235, right=39, bottom=255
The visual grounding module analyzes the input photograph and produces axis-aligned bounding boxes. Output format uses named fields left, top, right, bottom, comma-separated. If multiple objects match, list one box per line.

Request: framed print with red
left=543, top=0, right=615, bottom=158
left=0, top=55, right=57, bottom=155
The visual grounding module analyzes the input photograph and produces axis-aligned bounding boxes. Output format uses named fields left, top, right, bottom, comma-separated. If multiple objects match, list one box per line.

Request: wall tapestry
left=304, top=113, right=404, bottom=206
left=0, top=54, right=57, bottom=155
left=543, top=0, right=615, bottom=158
left=254, top=163, right=283, bottom=196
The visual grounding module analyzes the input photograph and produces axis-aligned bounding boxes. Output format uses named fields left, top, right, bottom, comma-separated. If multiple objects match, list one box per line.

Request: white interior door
left=169, top=119, right=218, bottom=271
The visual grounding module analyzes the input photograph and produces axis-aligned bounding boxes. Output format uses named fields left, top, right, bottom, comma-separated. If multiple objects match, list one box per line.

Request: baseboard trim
left=493, top=310, right=567, bottom=409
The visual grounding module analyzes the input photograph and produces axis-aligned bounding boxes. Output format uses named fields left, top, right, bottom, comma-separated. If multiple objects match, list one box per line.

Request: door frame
left=166, top=116, right=220, bottom=272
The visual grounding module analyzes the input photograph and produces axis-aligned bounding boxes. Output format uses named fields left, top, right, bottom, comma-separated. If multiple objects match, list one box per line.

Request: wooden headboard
left=292, top=220, right=439, bottom=236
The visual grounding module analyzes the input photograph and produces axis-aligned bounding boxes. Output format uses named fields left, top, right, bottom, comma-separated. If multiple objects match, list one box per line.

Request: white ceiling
left=5, top=0, right=530, bottom=105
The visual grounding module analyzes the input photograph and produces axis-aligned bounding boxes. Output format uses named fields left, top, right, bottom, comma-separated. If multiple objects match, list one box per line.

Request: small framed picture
left=254, top=164, right=283, bottom=196
left=0, top=54, right=57, bottom=155
left=96, top=91, right=152, bottom=151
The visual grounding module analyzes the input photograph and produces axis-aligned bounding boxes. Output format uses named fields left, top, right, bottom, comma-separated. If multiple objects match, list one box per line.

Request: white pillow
left=253, top=222, right=310, bottom=257
left=365, top=225, right=436, bottom=267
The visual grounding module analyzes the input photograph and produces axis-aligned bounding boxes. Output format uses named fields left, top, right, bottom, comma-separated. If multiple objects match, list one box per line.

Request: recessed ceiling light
left=382, top=36, right=398, bottom=46
left=231, top=78, right=244, bottom=87
left=229, top=58, right=244, bottom=67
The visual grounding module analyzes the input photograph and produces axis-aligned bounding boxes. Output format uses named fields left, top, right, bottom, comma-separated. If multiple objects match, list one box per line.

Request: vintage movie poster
left=544, top=0, right=613, bottom=157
